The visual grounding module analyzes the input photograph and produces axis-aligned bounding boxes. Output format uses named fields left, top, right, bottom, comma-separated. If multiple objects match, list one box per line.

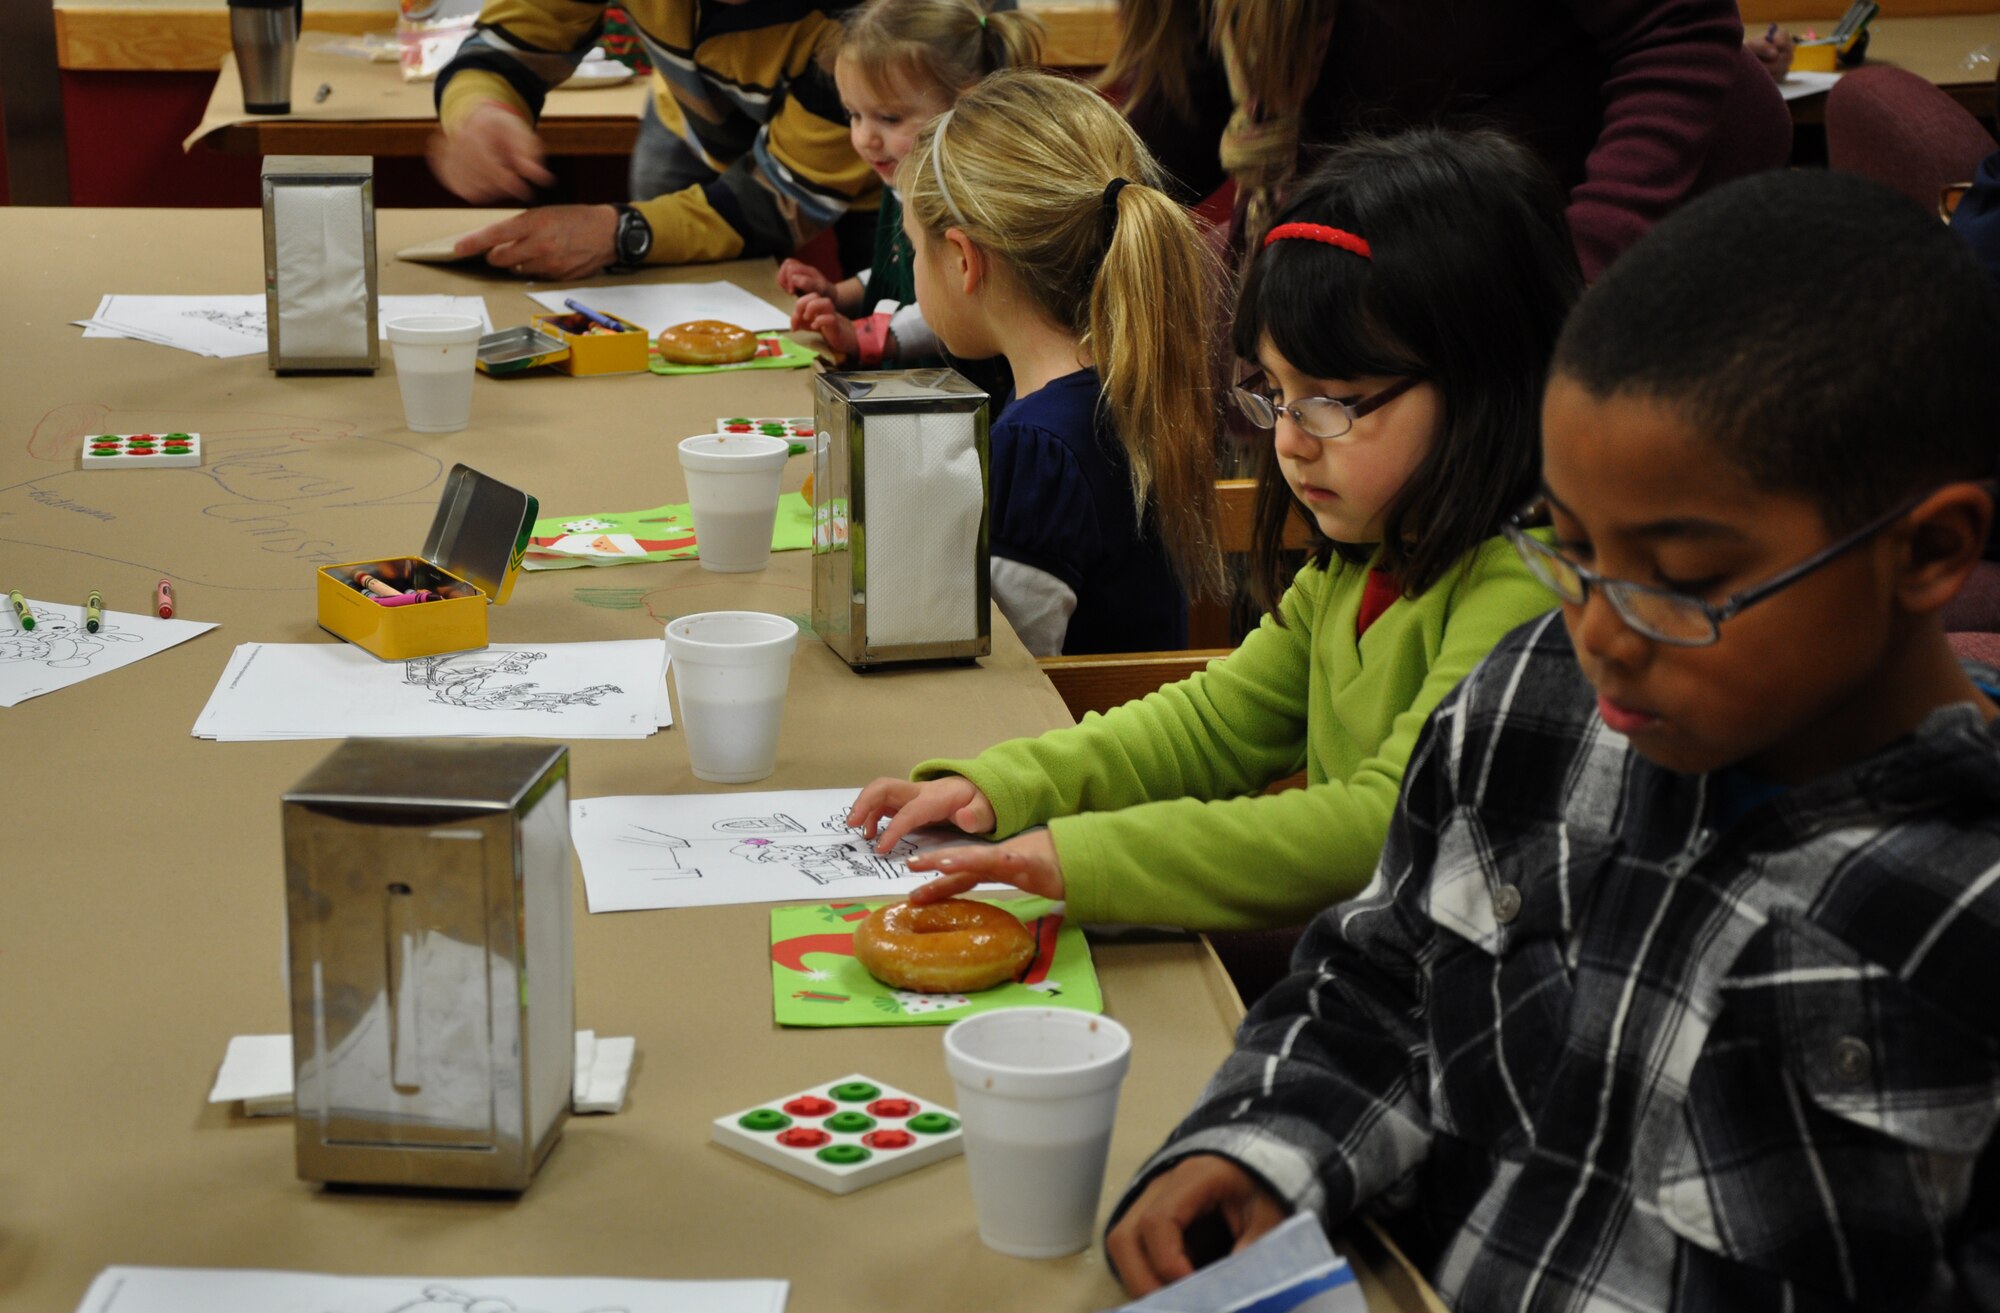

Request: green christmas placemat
left=523, top=492, right=813, bottom=570
left=770, top=896, right=1102, bottom=1027
left=649, top=334, right=818, bottom=376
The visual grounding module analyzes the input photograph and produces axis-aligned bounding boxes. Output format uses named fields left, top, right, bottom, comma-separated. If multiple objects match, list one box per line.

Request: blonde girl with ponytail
left=775, top=0, right=1043, bottom=368
left=892, top=67, right=1223, bottom=655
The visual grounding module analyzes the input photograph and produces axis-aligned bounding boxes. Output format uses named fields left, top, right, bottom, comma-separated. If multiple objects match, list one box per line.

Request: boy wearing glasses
left=1108, top=169, right=2000, bottom=1309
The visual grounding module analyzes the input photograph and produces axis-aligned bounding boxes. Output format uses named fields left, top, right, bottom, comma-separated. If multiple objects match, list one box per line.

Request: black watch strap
left=613, top=203, right=653, bottom=266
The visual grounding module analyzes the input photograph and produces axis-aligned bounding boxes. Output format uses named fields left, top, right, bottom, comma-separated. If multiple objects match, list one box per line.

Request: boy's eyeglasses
left=1230, top=376, right=1420, bottom=441
left=1502, top=489, right=1934, bottom=648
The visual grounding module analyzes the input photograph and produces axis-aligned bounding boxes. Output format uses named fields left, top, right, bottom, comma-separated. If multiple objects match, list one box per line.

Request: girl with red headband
left=851, top=127, right=1580, bottom=939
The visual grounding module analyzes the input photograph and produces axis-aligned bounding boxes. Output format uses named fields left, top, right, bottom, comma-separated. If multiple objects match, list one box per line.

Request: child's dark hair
left=1233, top=128, right=1583, bottom=611
left=1554, top=169, right=2000, bottom=532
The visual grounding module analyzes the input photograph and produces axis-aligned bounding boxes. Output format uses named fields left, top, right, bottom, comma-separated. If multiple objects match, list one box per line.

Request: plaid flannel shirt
left=1117, top=612, right=2000, bottom=1311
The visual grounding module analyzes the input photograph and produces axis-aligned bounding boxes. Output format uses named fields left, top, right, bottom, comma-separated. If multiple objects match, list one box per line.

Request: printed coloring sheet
left=191, top=640, right=670, bottom=740
left=71, top=1266, right=786, bottom=1313
left=0, top=599, right=216, bottom=708
left=571, top=789, right=1001, bottom=912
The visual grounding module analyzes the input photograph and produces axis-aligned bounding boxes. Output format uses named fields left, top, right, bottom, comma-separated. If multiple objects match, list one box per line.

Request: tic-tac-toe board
left=81, top=432, right=202, bottom=469
left=711, top=1073, right=962, bottom=1195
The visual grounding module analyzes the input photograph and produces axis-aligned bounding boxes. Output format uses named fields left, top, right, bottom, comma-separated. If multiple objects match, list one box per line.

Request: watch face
left=620, top=212, right=651, bottom=262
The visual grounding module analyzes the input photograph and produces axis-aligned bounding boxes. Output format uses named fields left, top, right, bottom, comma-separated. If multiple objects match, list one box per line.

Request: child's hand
left=776, top=258, right=834, bottom=300
left=1105, top=1155, right=1290, bottom=1296
left=848, top=776, right=996, bottom=851
left=795, top=295, right=860, bottom=362
left=907, top=831, right=1064, bottom=905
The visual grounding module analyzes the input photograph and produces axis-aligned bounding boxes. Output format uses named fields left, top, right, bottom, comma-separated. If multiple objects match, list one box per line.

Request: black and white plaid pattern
left=1118, top=613, right=2000, bottom=1311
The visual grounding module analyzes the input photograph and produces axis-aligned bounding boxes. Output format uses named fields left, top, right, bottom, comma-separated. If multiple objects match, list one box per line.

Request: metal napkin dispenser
left=811, top=368, right=990, bottom=666
left=282, top=740, right=572, bottom=1191
left=262, top=155, right=379, bottom=373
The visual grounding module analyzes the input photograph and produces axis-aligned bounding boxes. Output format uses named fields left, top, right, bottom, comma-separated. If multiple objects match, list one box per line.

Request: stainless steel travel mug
left=229, top=0, right=301, bottom=115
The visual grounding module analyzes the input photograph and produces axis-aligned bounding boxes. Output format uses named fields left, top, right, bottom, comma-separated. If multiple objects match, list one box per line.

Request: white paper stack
left=191, top=640, right=672, bottom=741
left=77, top=294, right=492, bottom=358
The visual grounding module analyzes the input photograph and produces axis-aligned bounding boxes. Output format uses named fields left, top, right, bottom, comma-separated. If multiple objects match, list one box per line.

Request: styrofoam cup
left=385, top=314, right=483, bottom=433
left=662, top=611, right=799, bottom=783
left=943, top=1009, right=1133, bottom=1258
left=678, top=433, right=790, bottom=572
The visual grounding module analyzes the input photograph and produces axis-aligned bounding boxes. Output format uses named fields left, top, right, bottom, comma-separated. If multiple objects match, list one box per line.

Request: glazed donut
left=658, top=319, right=758, bottom=365
left=855, top=899, right=1036, bottom=994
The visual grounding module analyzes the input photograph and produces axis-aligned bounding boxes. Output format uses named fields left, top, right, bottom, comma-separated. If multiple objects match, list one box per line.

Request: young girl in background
left=775, top=0, right=1042, bottom=368
left=887, top=67, right=1224, bottom=655
left=849, top=127, right=1584, bottom=929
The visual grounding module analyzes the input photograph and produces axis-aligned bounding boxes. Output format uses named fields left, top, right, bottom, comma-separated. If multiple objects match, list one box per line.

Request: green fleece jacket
left=913, top=536, right=1556, bottom=930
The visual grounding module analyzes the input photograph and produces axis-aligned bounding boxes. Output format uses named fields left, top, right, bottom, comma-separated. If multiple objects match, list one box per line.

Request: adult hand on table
left=794, top=293, right=859, bottom=361
left=428, top=102, right=555, bottom=203
left=455, top=205, right=620, bottom=281
left=1106, top=1155, right=1291, bottom=1296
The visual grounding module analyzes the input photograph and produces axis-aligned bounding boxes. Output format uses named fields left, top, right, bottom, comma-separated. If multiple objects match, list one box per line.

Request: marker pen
left=85, top=589, right=103, bottom=633
left=7, top=589, right=32, bottom=631
left=155, top=580, right=175, bottom=619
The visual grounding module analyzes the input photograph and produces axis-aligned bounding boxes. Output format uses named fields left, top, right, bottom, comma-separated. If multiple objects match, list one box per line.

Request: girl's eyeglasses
left=1501, top=489, right=1935, bottom=647
left=1230, top=375, right=1420, bottom=442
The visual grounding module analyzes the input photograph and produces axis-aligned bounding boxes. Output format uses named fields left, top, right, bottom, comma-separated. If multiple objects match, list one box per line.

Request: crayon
left=354, top=572, right=403, bottom=598
left=85, top=589, right=103, bottom=633
left=155, top=580, right=175, bottom=619
left=372, top=590, right=438, bottom=608
left=563, top=298, right=624, bottom=332
left=7, top=589, right=32, bottom=631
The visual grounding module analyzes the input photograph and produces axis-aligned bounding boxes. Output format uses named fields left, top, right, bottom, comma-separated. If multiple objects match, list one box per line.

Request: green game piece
left=163, top=432, right=191, bottom=441
left=830, top=1081, right=880, bottom=1102
left=824, top=1111, right=875, bottom=1133
left=907, top=1113, right=959, bottom=1135
left=816, top=1144, right=870, bottom=1165
left=737, top=1108, right=792, bottom=1132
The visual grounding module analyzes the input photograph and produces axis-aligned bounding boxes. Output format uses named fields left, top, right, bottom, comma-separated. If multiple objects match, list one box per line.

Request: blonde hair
left=821, top=0, right=1045, bottom=96
left=903, top=69, right=1223, bottom=596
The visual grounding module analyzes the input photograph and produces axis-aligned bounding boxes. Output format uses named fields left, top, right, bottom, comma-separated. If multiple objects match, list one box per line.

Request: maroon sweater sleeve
left=1559, top=0, right=1746, bottom=279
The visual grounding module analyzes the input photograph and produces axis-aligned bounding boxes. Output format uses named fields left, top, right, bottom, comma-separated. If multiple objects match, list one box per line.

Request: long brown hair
left=902, top=69, right=1224, bottom=596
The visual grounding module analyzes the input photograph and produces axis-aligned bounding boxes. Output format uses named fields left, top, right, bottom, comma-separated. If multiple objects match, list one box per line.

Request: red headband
left=1261, top=222, right=1372, bottom=259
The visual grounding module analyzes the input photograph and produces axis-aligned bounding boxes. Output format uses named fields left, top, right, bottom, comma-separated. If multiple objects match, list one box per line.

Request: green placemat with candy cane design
left=770, top=896, right=1102, bottom=1027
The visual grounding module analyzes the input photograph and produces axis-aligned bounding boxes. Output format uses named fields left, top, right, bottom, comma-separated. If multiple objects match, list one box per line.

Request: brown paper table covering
left=0, top=206, right=1450, bottom=1312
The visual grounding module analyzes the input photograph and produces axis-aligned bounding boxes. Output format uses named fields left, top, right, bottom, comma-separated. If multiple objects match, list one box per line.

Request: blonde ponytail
left=906, top=69, right=1224, bottom=597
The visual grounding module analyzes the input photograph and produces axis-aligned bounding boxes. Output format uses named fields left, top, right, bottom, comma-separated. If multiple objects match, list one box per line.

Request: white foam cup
left=662, top=610, right=799, bottom=783
left=677, top=433, right=791, bottom=572
left=384, top=313, right=484, bottom=433
left=942, top=1009, right=1134, bottom=1258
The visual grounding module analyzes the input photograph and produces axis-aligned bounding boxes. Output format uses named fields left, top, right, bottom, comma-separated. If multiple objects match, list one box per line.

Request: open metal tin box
left=316, top=464, right=537, bottom=660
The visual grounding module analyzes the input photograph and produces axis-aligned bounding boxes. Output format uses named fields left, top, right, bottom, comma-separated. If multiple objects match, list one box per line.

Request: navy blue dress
left=989, top=369, right=1188, bottom=654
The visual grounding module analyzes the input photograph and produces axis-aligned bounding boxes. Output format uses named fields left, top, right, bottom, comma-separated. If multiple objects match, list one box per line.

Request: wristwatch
left=612, top=203, right=653, bottom=267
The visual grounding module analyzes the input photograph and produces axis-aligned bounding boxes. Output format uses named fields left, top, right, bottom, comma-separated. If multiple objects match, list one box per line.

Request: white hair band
left=928, top=108, right=973, bottom=230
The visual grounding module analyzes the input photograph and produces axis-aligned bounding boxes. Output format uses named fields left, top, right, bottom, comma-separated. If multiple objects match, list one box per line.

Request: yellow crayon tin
left=316, top=463, right=536, bottom=660
left=531, top=309, right=650, bottom=376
